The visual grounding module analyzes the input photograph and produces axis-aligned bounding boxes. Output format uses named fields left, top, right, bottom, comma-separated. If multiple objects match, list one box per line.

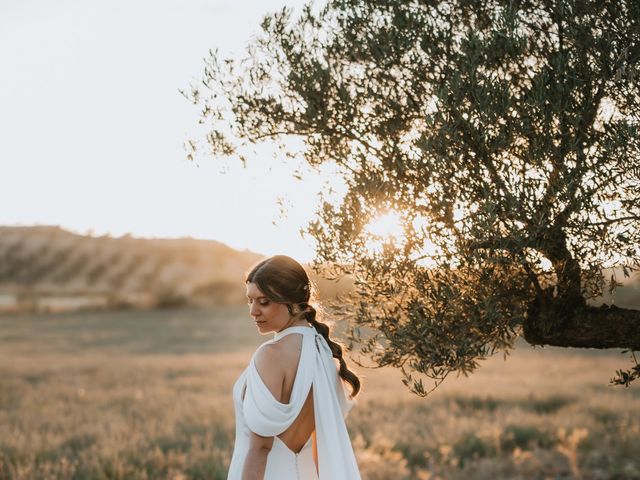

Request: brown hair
left=245, top=255, right=361, bottom=399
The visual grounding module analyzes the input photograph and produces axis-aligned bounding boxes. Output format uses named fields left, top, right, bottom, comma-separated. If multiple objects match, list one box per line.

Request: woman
left=227, top=255, right=362, bottom=480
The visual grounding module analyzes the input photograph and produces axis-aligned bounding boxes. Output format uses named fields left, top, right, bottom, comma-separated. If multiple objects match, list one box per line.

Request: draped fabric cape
left=242, top=326, right=361, bottom=480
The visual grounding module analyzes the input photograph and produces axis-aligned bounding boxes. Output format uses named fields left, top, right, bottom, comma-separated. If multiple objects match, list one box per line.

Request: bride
left=227, top=255, right=362, bottom=480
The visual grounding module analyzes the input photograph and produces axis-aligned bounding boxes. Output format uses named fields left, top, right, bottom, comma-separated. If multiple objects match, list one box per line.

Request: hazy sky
left=0, top=0, right=333, bottom=262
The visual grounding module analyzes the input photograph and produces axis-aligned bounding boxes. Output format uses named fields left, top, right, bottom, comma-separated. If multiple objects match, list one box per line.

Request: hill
left=0, top=225, right=264, bottom=312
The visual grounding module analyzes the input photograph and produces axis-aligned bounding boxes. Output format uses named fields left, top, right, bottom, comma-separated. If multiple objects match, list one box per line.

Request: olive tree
left=183, top=0, right=640, bottom=394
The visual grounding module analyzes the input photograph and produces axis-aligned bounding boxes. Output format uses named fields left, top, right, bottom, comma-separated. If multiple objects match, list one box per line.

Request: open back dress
left=227, top=325, right=361, bottom=480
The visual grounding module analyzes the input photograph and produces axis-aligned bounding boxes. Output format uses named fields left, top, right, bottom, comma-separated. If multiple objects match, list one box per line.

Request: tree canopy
left=183, top=0, right=640, bottom=394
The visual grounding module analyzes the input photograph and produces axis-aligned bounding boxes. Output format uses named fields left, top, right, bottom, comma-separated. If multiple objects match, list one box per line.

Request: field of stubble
left=0, top=306, right=638, bottom=480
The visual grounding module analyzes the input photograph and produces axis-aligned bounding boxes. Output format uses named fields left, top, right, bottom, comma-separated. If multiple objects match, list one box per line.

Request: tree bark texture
left=524, top=303, right=640, bottom=350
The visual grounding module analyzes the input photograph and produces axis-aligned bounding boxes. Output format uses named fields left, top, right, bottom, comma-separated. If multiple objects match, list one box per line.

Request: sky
left=0, top=0, right=335, bottom=262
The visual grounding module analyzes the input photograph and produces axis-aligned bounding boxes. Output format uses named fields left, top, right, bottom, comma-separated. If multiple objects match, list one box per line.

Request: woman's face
left=246, top=282, right=292, bottom=334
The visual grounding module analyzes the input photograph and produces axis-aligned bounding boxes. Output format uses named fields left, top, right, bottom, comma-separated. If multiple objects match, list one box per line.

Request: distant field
left=0, top=307, right=639, bottom=480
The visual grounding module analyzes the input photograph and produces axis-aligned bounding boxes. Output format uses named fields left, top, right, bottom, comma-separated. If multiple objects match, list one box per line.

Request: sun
left=362, top=210, right=407, bottom=255
left=363, top=210, right=441, bottom=267
left=364, top=211, right=404, bottom=240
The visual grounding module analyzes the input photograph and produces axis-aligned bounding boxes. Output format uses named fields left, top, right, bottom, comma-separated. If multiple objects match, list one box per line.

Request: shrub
left=500, top=425, right=554, bottom=452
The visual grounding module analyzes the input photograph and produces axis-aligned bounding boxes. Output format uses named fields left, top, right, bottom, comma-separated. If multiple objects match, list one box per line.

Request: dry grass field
left=0, top=306, right=639, bottom=480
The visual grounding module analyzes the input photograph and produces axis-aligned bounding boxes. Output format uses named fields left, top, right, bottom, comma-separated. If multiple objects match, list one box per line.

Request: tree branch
left=587, top=214, right=640, bottom=227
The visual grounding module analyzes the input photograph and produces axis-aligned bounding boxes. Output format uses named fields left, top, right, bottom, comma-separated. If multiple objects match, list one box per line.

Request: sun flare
left=363, top=210, right=442, bottom=267
left=364, top=211, right=404, bottom=240
left=362, top=210, right=407, bottom=256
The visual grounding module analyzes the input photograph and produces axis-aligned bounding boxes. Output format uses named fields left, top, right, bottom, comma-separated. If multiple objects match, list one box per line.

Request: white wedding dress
left=227, top=325, right=362, bottom=480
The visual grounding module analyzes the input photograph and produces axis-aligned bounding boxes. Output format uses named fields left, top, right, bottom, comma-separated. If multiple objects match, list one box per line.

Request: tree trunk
left=524, top=303, right=640, bottom=350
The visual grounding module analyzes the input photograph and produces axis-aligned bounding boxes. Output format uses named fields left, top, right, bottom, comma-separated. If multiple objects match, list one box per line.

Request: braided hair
left=245, top=255, right=361, bottom=399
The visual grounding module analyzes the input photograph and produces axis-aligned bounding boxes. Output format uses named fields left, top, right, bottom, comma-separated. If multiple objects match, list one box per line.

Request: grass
left=0, top=306, right=639, bottom=479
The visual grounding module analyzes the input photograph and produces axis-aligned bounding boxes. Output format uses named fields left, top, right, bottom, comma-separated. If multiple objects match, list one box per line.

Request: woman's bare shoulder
left=254, top=335, right=303, bottom=389
left=275, top=334, right=305, bottom=360
left=258, top=335, right=302, bottom=362
left=253, top=342, right=287, bottom=401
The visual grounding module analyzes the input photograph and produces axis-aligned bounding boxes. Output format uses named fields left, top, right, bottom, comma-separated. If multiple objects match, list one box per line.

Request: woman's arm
left=241, top=343, right=282, bottom=479
left=241, top=434, right=274, bottom=480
